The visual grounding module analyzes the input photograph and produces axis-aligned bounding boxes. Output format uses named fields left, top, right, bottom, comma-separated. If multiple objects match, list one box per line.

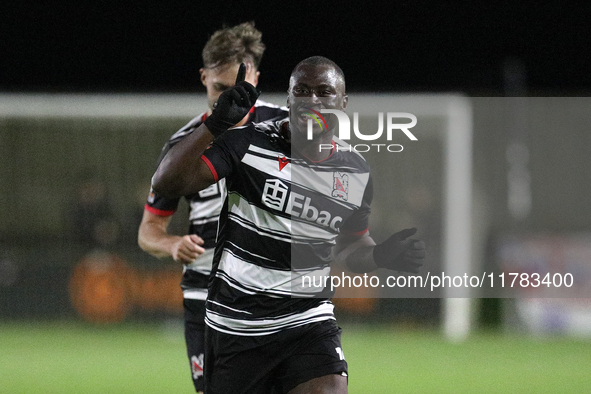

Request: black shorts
left=184, top=298, right=206, bottom=392
left=204, top=319, right=348, bottom=394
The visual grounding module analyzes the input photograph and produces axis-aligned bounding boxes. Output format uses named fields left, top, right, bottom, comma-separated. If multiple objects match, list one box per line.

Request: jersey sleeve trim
left=342, top=227, right=369, bottom=236
left=201, top=155, right=219, bottom=182
left=144, top=203, right=176, bottom=217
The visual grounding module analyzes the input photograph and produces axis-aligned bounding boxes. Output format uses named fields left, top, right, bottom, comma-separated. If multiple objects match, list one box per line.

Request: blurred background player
left=137, top=21, right=287, bottom=393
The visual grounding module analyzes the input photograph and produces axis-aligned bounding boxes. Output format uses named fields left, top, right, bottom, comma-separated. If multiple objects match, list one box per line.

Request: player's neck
left=290, top=128, right=333, bottom=162
left=299, top=142, right=332, bottom=162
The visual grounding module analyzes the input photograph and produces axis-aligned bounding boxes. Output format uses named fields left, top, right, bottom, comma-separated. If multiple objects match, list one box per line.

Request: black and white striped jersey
left=201, top=119, right=373, bottom=335
left=145, top=100, right=288, bottom=298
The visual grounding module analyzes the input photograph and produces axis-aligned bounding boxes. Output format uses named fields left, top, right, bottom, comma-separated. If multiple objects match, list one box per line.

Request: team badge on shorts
left=191, top=354, right=204, bottom=379
left=332, top=172, right=349, bottom=201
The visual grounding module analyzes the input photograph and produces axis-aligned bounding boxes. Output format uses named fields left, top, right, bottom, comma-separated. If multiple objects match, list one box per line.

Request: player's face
left=200, top=62, right=259, bottom=120
left=287, top=64, right=348, bottom=140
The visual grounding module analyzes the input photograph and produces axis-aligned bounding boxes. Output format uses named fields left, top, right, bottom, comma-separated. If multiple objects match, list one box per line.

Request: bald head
left=289, top=56, right=346, bottom=93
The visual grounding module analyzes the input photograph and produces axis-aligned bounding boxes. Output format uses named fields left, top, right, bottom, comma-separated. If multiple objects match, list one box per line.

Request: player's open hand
left=171, top=234, right=206, bottom=264
left=204, top=63, right=260, bottom=137
left=372, top=228, right=426, bottom=273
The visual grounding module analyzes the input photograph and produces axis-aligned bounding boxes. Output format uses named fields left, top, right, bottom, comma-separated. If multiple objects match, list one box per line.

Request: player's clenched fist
left=171, top=234, right=206, bottom=264
left=372, top=228, right=426, bottom=273
left=204, top=63, right=260, bottom=137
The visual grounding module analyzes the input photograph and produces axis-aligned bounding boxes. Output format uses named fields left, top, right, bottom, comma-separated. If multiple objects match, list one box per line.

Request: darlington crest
left=332, top=172, right=349, bottom=201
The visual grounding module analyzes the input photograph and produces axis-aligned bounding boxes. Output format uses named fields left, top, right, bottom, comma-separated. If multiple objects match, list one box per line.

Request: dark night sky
left=2, top=1, right=590, bottom=95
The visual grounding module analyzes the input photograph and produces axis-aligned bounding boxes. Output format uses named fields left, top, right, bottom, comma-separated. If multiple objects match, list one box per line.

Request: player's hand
left=171, top=234, right=205, bottom=264
left=204, top=63, right=260, bottom=137
left=372, top=228, right=426, bottom=273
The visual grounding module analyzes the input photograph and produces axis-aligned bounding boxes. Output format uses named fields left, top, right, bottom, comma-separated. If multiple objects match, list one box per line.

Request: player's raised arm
left=152, top=63, right=260, bottom=198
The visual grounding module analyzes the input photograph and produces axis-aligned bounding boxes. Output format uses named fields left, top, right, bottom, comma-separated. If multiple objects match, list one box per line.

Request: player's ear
left=199, top=68, right=207, bottom=86
left=343, top=94, right=349, bottom=109
left=253, top=71, right=260, bottom=86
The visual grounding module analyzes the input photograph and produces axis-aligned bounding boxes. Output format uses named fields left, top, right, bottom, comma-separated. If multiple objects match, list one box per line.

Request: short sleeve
left=144, top=188, right=181, bottom=216
left=201, top=127, right=252, bottom=182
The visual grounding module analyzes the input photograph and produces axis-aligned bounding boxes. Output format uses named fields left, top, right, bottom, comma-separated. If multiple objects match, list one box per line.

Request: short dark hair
left=291, top=56, right=346, bottom=90
left=202, top=22, right=265, bottom=70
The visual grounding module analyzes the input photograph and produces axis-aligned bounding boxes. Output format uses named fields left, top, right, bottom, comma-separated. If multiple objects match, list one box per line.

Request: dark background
left=2, top=1, right=590, bottom=95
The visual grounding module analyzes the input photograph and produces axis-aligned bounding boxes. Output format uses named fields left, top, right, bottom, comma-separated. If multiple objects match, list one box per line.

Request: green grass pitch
left=1, top=321, right=590, bottom=393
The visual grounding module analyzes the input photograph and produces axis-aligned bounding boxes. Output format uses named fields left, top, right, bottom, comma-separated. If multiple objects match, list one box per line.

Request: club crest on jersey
left=278, top=156, right=289, bottom=171
left=191, top=354, right=204, bottom=379
left=332, top=172, right=349, bottom=201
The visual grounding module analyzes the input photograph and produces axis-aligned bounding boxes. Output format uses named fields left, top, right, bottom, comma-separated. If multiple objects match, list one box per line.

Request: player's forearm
left=137, top=222, right=180, bottom=259
left=152, top=123, right=215, bottom=198
left=334, top=234, right=379, bottom=273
